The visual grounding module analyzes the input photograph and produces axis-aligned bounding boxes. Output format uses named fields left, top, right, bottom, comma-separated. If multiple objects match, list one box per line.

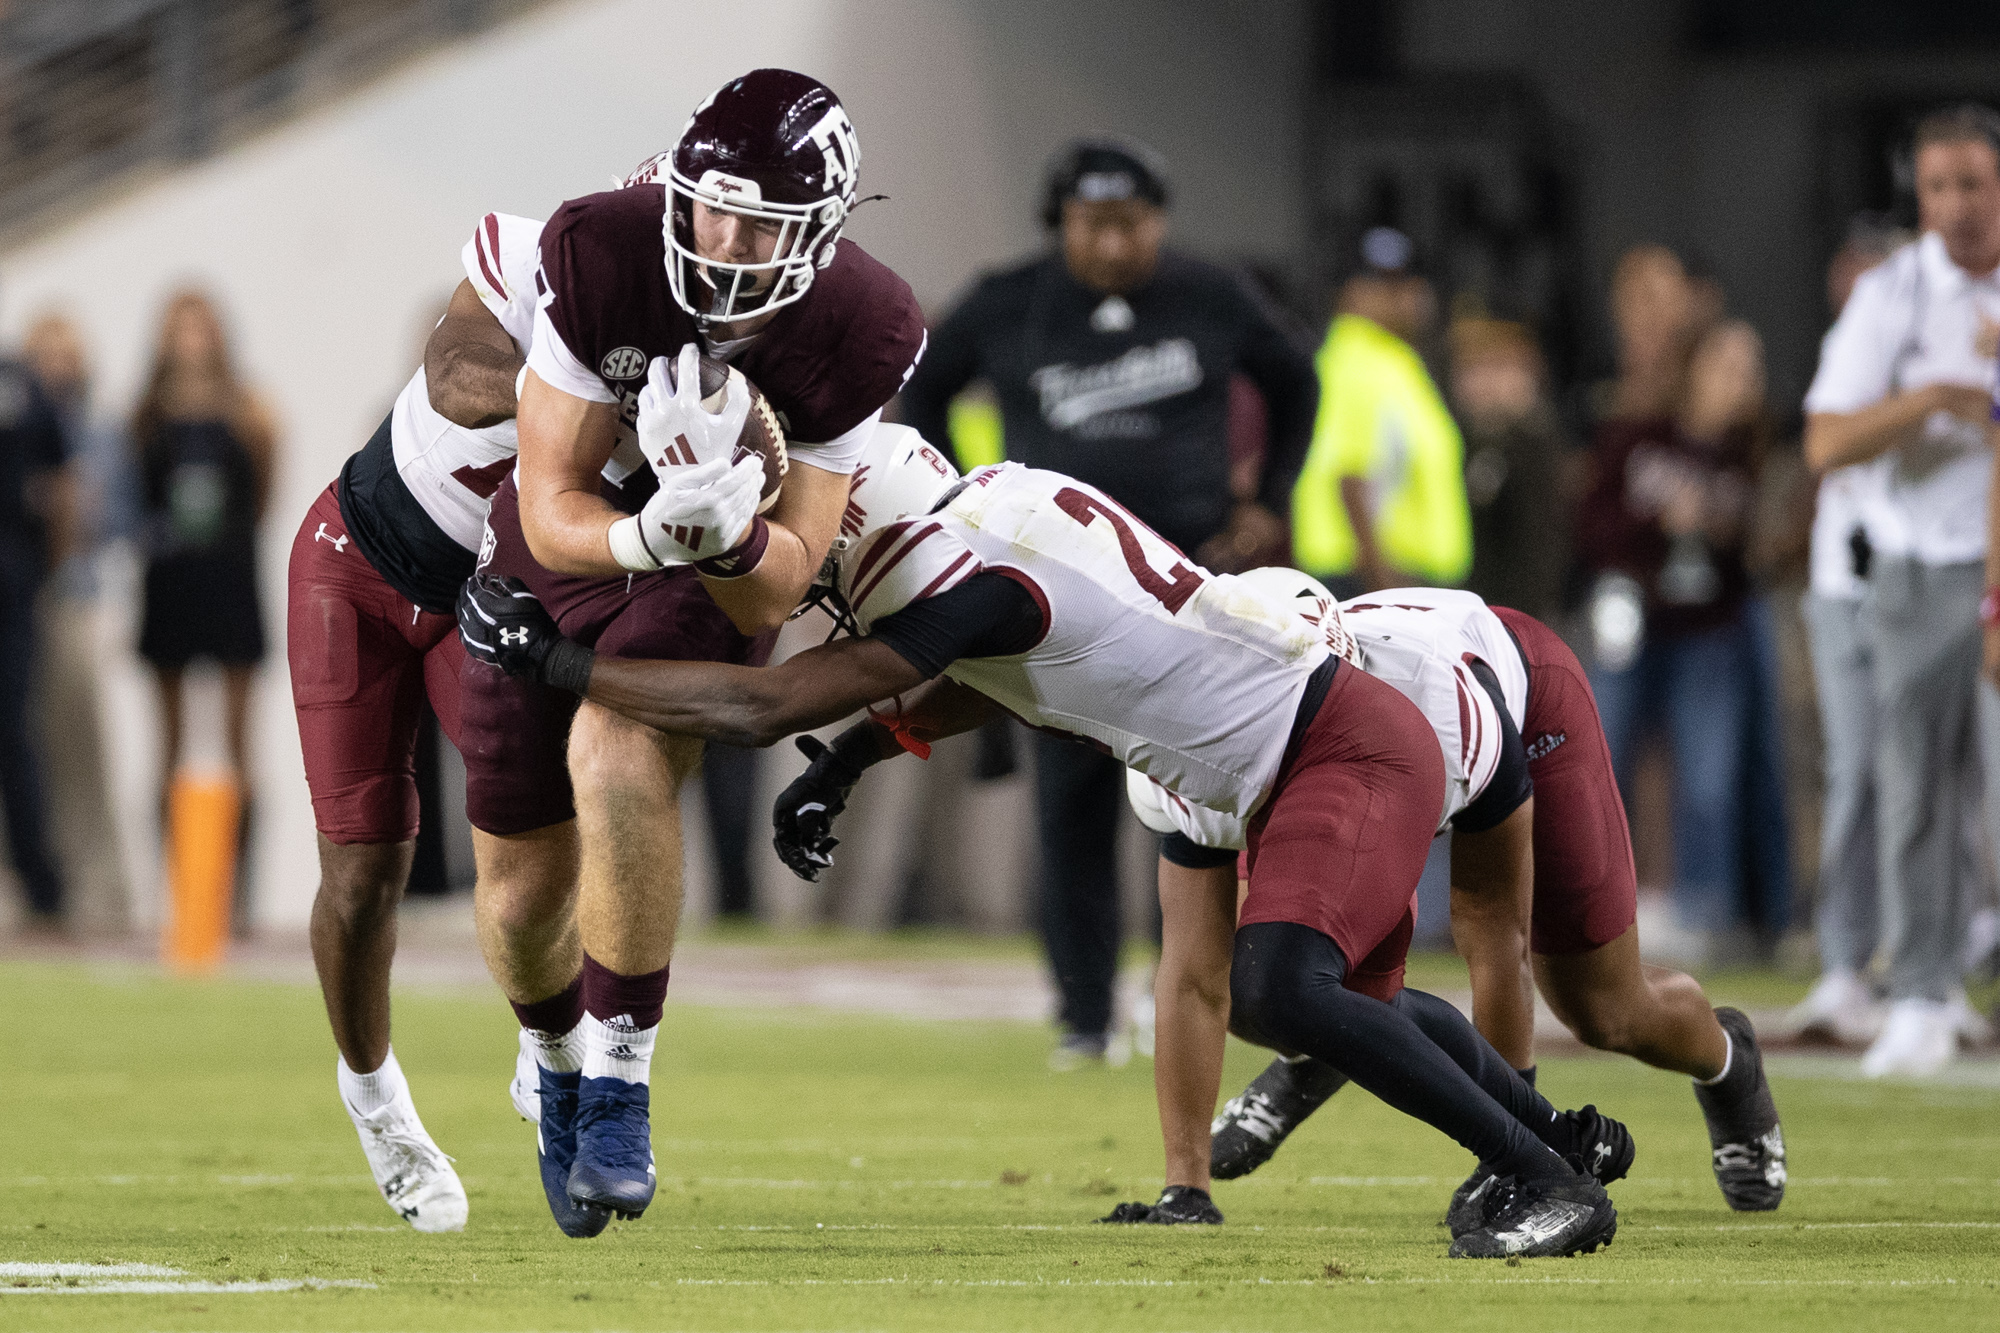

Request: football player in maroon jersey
left=458, top=69, right=926, bottom=1234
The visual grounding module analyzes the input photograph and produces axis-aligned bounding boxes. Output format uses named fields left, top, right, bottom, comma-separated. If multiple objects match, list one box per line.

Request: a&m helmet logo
left=601, top=346, right=647, bottom=380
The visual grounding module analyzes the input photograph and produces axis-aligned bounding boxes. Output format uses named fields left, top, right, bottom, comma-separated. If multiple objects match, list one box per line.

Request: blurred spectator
left=1292, top=227, right=1471, bottom=594
left=1449, top=314, right=1572, bottom=621
left=1802, top=105, right=2000, bottom=1077
left=131, top=291, right=276, bottom=845
left=0, top=329, right=73, bottom=928
left=901, top=138, right=1319, bottom=1066
left=1578, top=243, right=1775, bottom=960
left=22, top=312, right=133, bottom=931
left=1787, top=217, right=1910, bottom=1044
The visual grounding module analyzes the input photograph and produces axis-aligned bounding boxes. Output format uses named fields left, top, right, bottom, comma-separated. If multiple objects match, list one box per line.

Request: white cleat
left=1859, top=998, right=1955, bottom=1079
left=1784, top=970, right=1882, bottom=1046
left=345, top=1085, right=468, bottom=1233
left=510, top=1029, right=542, bottom=1124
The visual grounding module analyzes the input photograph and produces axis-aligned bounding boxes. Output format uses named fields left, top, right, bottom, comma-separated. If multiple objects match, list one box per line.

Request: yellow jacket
left=1291, top=314, right=1471, bottom=583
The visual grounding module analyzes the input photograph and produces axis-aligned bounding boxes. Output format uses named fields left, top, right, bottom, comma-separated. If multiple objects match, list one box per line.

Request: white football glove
left=638, top=344, right=751, bottom=475
left=610, top=344, right=762, bottom=571
left=611, top=453, right=765, bottom=570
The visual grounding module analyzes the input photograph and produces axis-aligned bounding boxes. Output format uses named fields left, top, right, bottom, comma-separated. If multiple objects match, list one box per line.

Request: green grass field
left=1, top=953, right=1995, bottom=1332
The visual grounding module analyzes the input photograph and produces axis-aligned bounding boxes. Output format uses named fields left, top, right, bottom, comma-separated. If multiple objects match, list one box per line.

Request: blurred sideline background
left=0, top=0, right=1994, bottom=964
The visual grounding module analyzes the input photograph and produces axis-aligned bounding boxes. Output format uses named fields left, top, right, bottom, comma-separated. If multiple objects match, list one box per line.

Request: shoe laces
left=576, top=1084, right=653, bottom=1170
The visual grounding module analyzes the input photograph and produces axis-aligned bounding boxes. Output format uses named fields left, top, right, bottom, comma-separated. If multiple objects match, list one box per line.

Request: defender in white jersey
left=458, top=428, right=1627, bottom=1258
left=285, top=205, right=586, bottom=1235
left=1123, top=575, right=1784, bottom=1226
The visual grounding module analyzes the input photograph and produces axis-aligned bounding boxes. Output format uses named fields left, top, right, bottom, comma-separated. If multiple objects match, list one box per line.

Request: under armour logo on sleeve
left=314, top=522, right=350, bottom=553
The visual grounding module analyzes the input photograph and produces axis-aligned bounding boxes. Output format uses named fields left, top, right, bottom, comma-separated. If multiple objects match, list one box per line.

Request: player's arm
left=1153, top=848, right=1241, bottom=1192
left=425, top=279, right=523, bottom=430
left=585, top=635, right=929, bottom=747
left=1447, top=797, right=1538, bottom=1070
left=1803, top=384, right=1992, bottom=472
left=514, top=368, right=628, bottom=576
left=698, top=458, right=847, bottom=636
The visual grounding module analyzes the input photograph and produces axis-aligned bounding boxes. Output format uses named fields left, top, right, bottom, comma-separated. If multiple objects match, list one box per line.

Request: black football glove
left=458, top=574, right=593, bottom=693
left=771, top=734, right=869, bottom=882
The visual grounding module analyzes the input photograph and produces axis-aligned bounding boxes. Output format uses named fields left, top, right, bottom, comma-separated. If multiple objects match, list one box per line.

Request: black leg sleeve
left=1391, top=987, right=1568, bottom=1155
left=1033, top=733, right=1124, bottom=1038
left=1230, top=921, right=1569, bottom=1180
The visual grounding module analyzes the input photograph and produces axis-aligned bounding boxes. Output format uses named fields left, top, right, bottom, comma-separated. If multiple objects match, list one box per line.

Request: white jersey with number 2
left=844, top=462, right=1338, bottom=818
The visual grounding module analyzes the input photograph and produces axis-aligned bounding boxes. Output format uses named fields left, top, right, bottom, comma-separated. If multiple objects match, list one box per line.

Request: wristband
left=513, top=363, right=529, bottom=405
left=825, top=720, right=891, bottom=782
left=866, top=703, right=933, bottom=760
left=608, top=514, right=664, bottom=573
left=540, top=638, right=596, bottom=696
left=694, top=516, right=770, bottom=579
left=1982, top=588, right=2000, bottom=628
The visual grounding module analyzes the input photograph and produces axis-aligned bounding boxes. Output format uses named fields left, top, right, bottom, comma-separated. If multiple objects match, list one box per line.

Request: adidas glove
left=608, top=346, right=761, bottom=572
left=457, top=574, right=594, bottom=694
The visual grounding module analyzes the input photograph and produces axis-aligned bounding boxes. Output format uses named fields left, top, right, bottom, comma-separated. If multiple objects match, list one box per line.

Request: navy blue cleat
left=568, top=1077, right=657, bottom=1220
left=535, top=1067, right=611, bottom=1238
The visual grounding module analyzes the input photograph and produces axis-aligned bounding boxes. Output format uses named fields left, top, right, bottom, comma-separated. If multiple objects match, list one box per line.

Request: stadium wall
left=0, top=0, right=1310, bottom=929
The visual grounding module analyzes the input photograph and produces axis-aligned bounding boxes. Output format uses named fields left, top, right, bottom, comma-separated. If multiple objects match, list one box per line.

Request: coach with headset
left=1803, top=104, right=2000, bottom=1078
left=902, top=138, right=1319, bottom=1068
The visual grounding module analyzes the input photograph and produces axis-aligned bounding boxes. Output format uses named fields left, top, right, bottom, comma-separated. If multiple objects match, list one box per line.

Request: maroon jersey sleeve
left=734, top=239, right=928, bottom=444
left=534, top=185, right=692, bottom=399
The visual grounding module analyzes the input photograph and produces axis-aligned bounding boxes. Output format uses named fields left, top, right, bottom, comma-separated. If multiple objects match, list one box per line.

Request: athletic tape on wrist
left=540, top=638, right=595, bottom=696
left=609, top=514, right=664, bottom=572
left=694, top=516, right=771, bottom=579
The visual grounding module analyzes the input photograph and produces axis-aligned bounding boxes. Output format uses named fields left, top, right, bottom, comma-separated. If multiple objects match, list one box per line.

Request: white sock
left=1695, top=1030, right=1735, bottom=1087
left=526, top=1024, right=584, bottom=1074
left=338, top=1049, right=406, bottom=1117
left=580, top=1012, right=657, bottom=1086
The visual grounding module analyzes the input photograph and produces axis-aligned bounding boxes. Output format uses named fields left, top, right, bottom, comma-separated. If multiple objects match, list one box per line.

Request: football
left=666, top=352, right=789, bottom=513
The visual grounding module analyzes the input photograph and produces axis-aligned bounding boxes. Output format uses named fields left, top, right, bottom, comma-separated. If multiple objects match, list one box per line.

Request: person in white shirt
left=1802, top=105, right=2000, bottom=1077
left=1789, top=218, right=1906, bottom=1044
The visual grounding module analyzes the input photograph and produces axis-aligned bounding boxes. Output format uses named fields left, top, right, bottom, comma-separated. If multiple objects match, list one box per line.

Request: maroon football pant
left=1239, top=663, right=1446, bottom=1001
left=1491, top=606, right=1640, bottom=956
left=458, top=475, right=774, bottom=836
left=288, top=483, right=464, bottom=845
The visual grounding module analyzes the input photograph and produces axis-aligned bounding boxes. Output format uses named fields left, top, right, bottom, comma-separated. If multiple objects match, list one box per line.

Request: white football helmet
left=1237, top=566, right=1362, bottom=666
left=793, top=423, right=962, bottom=635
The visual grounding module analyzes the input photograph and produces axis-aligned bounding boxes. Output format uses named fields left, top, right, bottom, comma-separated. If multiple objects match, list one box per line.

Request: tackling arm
left=582, top=634, right=935, bottom=749
left=425, top=279, right=524, bottom=430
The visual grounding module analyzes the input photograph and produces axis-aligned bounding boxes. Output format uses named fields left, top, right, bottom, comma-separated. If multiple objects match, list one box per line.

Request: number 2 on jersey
left=1053, top=487, right=1205, bottom=614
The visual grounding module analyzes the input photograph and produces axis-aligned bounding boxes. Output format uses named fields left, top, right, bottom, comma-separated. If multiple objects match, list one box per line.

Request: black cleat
left=1447, top=1106, right=1631, bottom=1239
left=1448, top=1159, right=1618, bottom=1259
left=1445, top=1165, right=1499, bottom=1238
left=1210, top=1056, right=1349, bottom=1179
left=1694, top=1007, right=1786, bottom=1211
left=1097, top=1185, right=1224, bottom=1225
left=1563, top=1104, right=1635, bottom=1187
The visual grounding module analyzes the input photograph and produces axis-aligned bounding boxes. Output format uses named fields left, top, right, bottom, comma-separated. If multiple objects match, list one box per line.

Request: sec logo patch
left=600, top=346, right=647, bottom=380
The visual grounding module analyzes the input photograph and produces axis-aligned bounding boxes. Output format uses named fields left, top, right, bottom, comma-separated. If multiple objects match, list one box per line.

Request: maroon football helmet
left=626, top=69, right=861, bottom=327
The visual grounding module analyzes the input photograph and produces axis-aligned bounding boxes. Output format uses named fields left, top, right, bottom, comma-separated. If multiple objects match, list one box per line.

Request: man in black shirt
left=900, top=139, right=1319, bottom=1065
left=0, top=354, right=71, bottom=926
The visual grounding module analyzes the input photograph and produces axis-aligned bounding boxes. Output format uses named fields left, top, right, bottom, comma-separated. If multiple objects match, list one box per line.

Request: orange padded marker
left=163, top=773, right=241, bottom=973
